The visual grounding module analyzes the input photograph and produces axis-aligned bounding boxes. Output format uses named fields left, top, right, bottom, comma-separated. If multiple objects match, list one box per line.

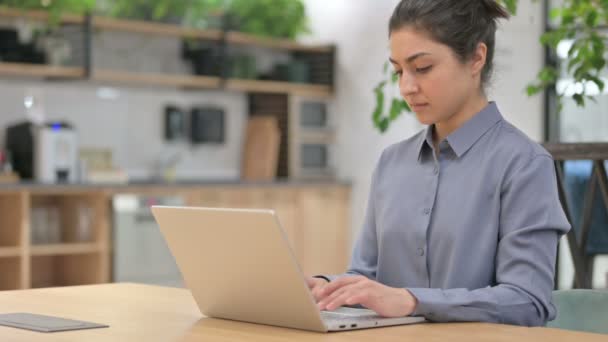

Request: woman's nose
left=400, top=73, right=419, bottom=97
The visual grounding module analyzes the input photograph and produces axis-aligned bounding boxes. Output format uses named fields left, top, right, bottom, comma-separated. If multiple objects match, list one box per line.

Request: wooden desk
left=0, top=283, right=605, bottom=341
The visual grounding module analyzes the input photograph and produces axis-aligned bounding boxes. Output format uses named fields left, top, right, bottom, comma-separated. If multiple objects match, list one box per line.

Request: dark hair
left=389, top=0, right=509, bottom=87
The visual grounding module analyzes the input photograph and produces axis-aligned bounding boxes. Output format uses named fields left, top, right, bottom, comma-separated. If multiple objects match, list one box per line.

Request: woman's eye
left=393, top=70, right=403, bottom=77
left=416, top=65, right=433, bottom=73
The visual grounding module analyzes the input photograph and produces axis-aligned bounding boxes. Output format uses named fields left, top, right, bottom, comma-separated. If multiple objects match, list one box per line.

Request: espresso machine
left=6, top=121, right=78, bottom=183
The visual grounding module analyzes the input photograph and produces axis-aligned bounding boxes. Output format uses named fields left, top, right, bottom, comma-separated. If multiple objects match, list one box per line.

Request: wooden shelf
left=93, top=69, right=222, bottom=89
left=299, top=129, right=335, bottom=144
left=225, top=31, right=334, bottom=53
left=0, top=62, right=85, bottom=79
left=0, top=172, right=19, bottom=184
left=0, top=8, right=335, bottom=96
left=0, top=247, right=20, bottom=258
left=0, top=7, right=84, bottom=25
left=30, top=243, right=101, bottom=256
left=0, top=8, right=332, bottom=53
left=92, top=16, right=222, bottom=40
left=226, top=79, right=332, bottom=97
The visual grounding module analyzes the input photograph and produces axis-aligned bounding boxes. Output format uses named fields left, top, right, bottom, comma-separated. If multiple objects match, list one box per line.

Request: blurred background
left=0, top=0, right=606, bottom=293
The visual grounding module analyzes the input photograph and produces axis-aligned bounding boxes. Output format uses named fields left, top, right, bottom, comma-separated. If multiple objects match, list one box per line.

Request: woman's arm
left=407, top=154, right=570, bottom=326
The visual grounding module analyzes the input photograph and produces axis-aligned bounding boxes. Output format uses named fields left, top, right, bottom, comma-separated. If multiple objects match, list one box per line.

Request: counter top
left=0, top=180, right=351, bottom=194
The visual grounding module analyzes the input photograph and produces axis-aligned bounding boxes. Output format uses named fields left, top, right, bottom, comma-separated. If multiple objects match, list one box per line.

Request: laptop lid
left=151, top=206, right=328, bottom=332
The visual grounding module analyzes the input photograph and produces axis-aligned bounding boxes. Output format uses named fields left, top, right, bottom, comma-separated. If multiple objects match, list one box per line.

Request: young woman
left=307, top=0, right=570, bottom=326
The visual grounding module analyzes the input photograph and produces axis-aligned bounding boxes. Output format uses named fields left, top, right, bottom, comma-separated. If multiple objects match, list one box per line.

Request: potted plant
left=224, top=0, right=310, bottom=40
left=0, top=0, right=95, bottom=23
left=101, top=0, right=224, bottom=27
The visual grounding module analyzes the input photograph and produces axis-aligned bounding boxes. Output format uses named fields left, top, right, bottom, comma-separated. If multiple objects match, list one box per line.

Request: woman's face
left=389, top=27, right=483, bottom=126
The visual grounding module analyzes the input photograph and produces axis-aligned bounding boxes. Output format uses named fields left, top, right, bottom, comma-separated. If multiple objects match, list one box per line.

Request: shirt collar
left=417, top=102, right=503, bottom=162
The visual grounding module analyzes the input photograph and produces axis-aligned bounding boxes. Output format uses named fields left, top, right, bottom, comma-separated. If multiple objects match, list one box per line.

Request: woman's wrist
left=312, top=275, right=330, bottom=283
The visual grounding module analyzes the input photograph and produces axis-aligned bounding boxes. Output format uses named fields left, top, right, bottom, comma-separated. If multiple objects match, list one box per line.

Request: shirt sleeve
left=408, top=154, right=570, bottom=326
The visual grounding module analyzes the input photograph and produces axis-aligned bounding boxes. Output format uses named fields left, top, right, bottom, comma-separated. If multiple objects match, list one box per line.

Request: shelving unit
left=0, top=247, right=20, bottom=258
left=225, top=31, right=333, bottom=53
left=0, top=7, right=83, bottom=25
left=0, top=257, right=21, bottom=290
left=0, top=62, right=85, bottom=79
left=0, top=190, right=110, bottom=290
left=225, top=79, right=332, bottom=98
left=92, top=69, right=221, bottom=89
left=0, top=8, right=335, bottom=97
left=92, top=16, right=222, bottom=40
left=288, top=95, right=337, bottom=180
left=0, top=184, right=349, bottom=290
left=30, top=243, right=101, bottom=256
left=31, top=253, right=105, bottom=288
left=0, top=191, right=27, bottom=289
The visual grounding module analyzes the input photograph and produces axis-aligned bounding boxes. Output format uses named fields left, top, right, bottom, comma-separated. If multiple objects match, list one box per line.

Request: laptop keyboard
left=320, top=307, right=382, bottom=324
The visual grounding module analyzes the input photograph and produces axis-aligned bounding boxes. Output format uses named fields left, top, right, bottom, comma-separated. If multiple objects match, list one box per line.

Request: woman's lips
left=411, top=103, right=428, bottom=111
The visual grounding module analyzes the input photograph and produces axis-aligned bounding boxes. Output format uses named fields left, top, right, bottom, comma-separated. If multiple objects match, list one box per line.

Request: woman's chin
left=415, top=113, right=436, bottom=126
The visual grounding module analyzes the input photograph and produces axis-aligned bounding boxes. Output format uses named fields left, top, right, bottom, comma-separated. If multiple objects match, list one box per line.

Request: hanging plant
left=225, top=0, right=310, bottom=39
left=0, top=0, right=95, bottom=24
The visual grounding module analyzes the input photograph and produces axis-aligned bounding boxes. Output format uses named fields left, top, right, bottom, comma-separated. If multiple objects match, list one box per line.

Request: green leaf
left=572, top=93, right=585, bottom=107
left=587, top=74, right=605, bottom=92
left=389, top=99, right=403, bottom=121
left=372, top=89, right=385, bottom=122
left=585, top=10, right=599, bottom=27
left=549, top=8, right=562, bottom=20
left=526, top=84, right=542, bottom=96
left=377, top=118, right=389, bottom=133
left=374, top=81, right=387, bottom=93
left=499, top=0, right=517, bottom=15
left=391, top=72, right=399, bottom=83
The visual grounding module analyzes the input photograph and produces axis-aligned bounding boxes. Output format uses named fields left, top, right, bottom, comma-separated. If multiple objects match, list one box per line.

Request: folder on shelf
left=241, top=116, right=280, bottom=181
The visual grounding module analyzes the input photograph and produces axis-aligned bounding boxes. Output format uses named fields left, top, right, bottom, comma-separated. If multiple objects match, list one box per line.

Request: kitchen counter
left=0, top=179, right=351, bottom=194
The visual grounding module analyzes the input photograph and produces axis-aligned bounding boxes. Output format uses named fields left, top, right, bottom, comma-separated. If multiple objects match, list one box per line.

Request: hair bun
left=481, top=0, right=510, bottom=20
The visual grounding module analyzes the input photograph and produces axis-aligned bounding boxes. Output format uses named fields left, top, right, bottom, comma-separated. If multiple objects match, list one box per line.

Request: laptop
left=150, top=206, right=426, bottom=332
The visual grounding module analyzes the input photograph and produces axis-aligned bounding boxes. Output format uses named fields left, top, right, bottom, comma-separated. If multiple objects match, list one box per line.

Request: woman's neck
left=433, top=94, right=489, bottom=146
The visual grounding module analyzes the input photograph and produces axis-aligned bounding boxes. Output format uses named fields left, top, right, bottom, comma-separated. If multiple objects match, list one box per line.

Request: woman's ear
left=471, top=42, right=488, bottom=77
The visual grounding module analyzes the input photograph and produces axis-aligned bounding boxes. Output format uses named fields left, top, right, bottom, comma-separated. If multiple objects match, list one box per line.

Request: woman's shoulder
left=489, top=120, right=555, bottom=183
left=493, top=119, right=552, bottom=162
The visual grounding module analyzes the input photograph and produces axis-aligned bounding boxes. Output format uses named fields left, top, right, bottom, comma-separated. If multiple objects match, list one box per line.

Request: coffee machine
left=6, top=121, right=78, bottom=183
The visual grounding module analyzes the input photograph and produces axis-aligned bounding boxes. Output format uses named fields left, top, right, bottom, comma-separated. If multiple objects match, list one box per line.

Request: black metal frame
left=83, top=13, right=92, bottom=78
left=545, top=143, right=608, bottom=288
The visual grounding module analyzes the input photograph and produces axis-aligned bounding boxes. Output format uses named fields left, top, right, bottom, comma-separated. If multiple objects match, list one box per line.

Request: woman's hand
left=305, top=276, right=329, bottom=302
left=316, top=275, right=418, bottom=317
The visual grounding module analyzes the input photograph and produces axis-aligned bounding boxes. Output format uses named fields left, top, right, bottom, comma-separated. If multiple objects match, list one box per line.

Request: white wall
left=0, top=28, right=249, bottom=181
left=303, top=0, right=546, bottom=249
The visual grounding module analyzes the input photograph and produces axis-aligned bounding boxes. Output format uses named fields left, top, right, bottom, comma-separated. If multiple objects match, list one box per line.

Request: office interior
left=0, top=0, right=607, bottom=338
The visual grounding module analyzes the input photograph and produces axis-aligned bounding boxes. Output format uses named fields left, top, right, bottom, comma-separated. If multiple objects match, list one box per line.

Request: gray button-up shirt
left=331, top=102, right=570, bottom=326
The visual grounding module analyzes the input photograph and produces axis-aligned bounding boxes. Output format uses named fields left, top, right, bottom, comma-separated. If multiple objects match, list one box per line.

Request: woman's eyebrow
left=389, top=52, right=431, bottom=64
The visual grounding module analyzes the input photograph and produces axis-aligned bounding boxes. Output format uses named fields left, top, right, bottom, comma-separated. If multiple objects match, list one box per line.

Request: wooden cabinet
left=0, top=190, right=110, bottom=290
left=186, top=185, right=351, bottom=276
left=296, top=187, right=350, bottom=275
left=0, top=191, right=28, bottom=290
left=0, top=184, right=350, bottom=290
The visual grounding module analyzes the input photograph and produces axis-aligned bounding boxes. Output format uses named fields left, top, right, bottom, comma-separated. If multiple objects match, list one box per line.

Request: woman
left=307, top=0, right=570, bottom=326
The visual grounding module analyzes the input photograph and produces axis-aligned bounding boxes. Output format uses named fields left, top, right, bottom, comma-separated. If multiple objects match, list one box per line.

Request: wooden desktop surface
left=0, top=283, right=605, bottom=341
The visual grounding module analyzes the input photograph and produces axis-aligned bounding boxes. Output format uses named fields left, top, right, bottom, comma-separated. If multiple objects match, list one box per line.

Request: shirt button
left=417, top=248, right=425, bottom=256
left=423, top=208, right=431, bottom=215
